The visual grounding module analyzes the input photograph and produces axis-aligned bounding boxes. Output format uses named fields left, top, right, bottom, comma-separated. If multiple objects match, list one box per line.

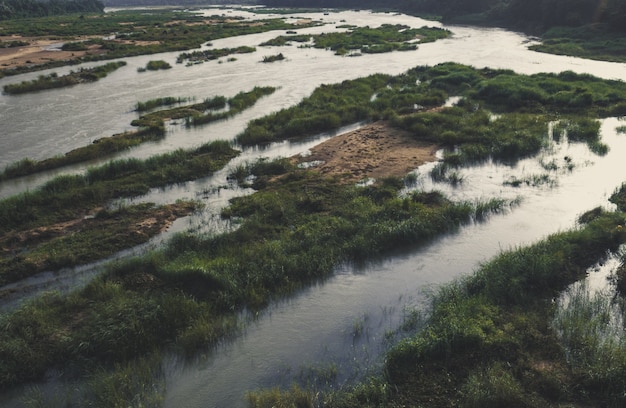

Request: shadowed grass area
left=0, top=159, right=507, bottom=398
left=530, top=26, right=626, bottom=64
left=252, top=208, right=626, bottom=407
left=0, top=200, right=196, bottom=287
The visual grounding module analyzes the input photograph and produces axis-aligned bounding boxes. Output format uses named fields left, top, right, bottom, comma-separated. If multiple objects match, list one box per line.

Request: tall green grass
left=0, top=160, right=506, bottom=392
left=0, top=140, right=238, bottom=234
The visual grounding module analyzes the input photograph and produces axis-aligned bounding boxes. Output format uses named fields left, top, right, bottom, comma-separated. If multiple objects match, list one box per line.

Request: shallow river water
left=1, top=6, right=626, bottom=408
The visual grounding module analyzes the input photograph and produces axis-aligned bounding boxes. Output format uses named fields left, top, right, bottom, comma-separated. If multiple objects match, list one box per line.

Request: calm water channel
left=1, top=6, right=626, bottom=407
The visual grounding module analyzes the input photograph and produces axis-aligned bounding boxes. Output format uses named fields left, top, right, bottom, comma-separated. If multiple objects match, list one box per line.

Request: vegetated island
left=0, top=140, right=240, bottom=288
left=260, top=24, right=451, bottom=55
left=2, top=63, right=626, bottom=407
left=2, top=61, right=126, bottom=94
left=0, top=9, right=321, bottom=78
left=137, top=59, right=172, bottom=72
left=0, top=87, right=276, bottom=181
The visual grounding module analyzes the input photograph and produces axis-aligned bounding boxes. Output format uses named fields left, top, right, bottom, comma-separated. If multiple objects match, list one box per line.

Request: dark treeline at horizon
left=261, top=0, right=626, bottom=33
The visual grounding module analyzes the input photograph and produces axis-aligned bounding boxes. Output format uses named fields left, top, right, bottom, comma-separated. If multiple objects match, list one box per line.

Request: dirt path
left=295, top=121, right=439, bottom=182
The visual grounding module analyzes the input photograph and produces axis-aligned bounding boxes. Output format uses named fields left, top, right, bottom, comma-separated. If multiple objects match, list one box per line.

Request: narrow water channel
left=163, top=118, right=626, bottom=408
left=1, top=6, right=626, bottom=407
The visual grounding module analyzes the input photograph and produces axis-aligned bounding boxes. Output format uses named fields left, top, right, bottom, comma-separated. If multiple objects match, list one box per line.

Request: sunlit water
left=1, top=6, right=626, bottom=408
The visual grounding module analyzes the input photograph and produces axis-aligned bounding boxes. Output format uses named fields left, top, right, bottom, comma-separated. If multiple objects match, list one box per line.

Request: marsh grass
left=246, top=385, right=314, bottom=408
left=260, top=24, right=449, bottom=56
left=0, top=140, right=237, bottom=235
left=369, top=210, right=626, bottom=406
left=2, top=61, right=127, bottom=95
left=0, top=127, right=166, bottom=181
left=554, top=282, right=626, bottom=403
left=0, top=201, right=196, bottom=286
left=0, top=159, right=505, bottom=392
left=530, top=26, right=626, bottom=64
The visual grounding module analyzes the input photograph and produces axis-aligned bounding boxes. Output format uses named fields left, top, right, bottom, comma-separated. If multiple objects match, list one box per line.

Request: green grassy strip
left=2, top=61, right=126, bottom=94
left=0, top=127, right=166, bottom=181
left=0, top=140, right=239, bottom=235
left=0, top=87, right=272, bottom=181
left=176, top=45, right=256, bottom=64
left=0, top=201, right=196, bottom=286
left=135, top=96, right=191, bottom=112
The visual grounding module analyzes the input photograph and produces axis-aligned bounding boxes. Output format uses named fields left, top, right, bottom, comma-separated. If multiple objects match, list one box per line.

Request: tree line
left=261, top=0, right=626, bottom=33
left=0, top=0, right=104, bottom=20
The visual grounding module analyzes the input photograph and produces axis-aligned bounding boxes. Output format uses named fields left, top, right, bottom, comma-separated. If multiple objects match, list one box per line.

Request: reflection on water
left=1, top=6, right=626, bottom=408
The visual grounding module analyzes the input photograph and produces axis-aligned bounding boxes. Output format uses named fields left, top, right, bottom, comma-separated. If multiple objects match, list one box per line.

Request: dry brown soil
left=294, top=121, right=439, bottom=183
left=0, top=36, right=102, bottom=68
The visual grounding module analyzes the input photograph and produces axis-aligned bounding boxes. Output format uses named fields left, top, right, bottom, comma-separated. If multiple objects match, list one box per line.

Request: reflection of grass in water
left=503, top=173, right=557, bottom=188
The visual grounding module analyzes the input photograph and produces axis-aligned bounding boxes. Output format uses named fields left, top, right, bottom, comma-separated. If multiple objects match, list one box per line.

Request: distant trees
left=260, top=0, right=626, bottom=33
left=0, top=0, right=104, bottom=20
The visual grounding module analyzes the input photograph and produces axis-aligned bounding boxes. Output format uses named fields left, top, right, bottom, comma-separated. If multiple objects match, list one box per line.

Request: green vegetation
left=132, top=86, right=276, bottom=128
left=262, top=53, right=285, bottom=63
left=0, top=0, right=103, bottom=20
left=2, top=61, right=126, bottom=94
left=135, top=96, right=190, bottom=112
left=176, top=45, right=256, bottom=65
left=137, top=60, right=172, bottom=72
left=261, top=24, right=449, bottom=56
left=253, top=208, right=626, bottom=407
left=530, top=26, right=626, bottom=64
left=0, top=156, right=506, bottom=394
left=237, top=64, right=626, bottom=160
left=0, top=140, right=238, bottom=285
left=0, top=127, right=165, bottom=181
left=0, top=10, right=319, bottom=77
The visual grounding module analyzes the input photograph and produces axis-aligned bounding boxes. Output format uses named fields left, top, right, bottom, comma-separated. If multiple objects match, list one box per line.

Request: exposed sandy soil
left=0, top=36, right=102, bottom=69
left=295, top=121, right=439, bottom=183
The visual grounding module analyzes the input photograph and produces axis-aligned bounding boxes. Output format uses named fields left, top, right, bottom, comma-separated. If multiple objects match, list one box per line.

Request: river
left=0, top=6, right=625, bottom=408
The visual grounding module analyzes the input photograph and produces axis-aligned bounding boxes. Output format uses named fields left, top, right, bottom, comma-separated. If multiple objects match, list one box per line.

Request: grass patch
left=0, top=200, right=196, bottom=286
left=530, top=25, right=626, bottom=64
left=2, top=61, right=126, bottom=95
left=260, top=24, right=450, bottom=56
left=137, top=60, right=172, bottom=72
left=237, top=63, right=626, bottom=148
left=0, top=158, right=505, bottom=393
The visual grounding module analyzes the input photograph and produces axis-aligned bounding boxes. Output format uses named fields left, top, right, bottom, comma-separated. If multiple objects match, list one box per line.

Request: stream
left=1, top=6, right=626, bottom=407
